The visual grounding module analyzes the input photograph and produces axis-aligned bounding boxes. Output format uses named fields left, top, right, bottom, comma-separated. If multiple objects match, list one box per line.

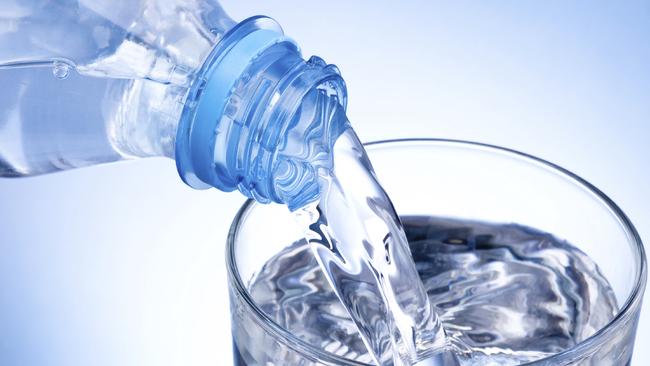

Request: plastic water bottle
left=0, top=0, right=348, bottom=209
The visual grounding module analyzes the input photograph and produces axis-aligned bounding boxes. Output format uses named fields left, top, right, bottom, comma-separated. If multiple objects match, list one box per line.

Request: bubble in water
left=52, top=61, right=71, bottom=79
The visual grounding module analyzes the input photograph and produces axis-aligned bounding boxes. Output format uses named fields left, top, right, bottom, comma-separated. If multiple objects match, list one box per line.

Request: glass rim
left=226, top=138, right=647, bottom=365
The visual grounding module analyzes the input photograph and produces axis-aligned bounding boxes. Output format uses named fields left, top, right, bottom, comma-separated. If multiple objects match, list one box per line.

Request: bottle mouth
left=175, top=16, right=348, bottom=209
left=245, top=56, right=348, bottom=209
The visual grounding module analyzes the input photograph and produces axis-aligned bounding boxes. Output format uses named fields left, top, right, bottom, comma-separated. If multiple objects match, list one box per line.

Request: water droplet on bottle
left=52, top=61, right=70, bottom=79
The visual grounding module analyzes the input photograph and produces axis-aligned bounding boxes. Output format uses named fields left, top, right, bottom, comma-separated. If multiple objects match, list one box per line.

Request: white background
left=0, top=1, right=648, bottom=365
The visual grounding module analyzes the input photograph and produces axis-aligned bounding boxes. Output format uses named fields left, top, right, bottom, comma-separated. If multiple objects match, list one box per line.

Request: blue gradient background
left=1, top=1, right=648, bottom=365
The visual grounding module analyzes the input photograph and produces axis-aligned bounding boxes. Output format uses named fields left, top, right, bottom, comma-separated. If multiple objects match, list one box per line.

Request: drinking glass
left=227, top=139, right=647, bottom=365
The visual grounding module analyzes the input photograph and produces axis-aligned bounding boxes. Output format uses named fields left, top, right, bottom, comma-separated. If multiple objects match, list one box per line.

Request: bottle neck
left=175, top=17, right=349, bottom=209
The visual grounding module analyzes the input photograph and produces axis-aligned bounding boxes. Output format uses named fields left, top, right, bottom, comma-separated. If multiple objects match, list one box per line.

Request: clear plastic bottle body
left=0, top=0, right=235, bottom=176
